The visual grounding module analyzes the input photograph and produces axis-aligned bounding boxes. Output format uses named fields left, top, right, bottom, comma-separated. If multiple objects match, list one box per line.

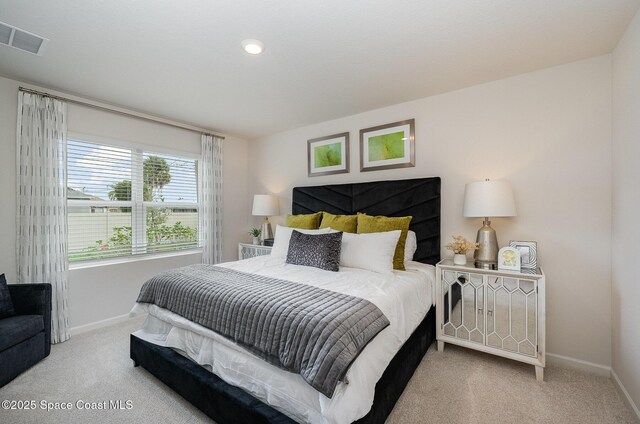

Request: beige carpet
left=0, top=316, right=636, bottom=424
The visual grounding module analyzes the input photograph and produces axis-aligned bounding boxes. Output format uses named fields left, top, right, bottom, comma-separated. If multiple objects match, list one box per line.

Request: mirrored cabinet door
left=486, top=276, right=538, bottom=357
left=442, top=270, right=485, bottom=345
left=239, top=244, right=272, bottom=260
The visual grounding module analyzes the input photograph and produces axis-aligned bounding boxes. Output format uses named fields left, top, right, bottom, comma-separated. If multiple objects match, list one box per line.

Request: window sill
left=68, top=249, right=202, bottom=270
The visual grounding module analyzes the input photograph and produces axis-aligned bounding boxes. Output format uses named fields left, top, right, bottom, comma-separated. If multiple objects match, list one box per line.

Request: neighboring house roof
left=67, top=187, right=104, bottom=201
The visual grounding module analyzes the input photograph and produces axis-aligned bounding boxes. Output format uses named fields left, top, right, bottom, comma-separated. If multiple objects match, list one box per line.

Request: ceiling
left=0, top=0, right=638, bottom=140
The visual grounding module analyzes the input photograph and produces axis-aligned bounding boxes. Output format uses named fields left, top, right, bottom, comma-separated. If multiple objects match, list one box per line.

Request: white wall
left=249, top=55, right=613, bottom=366
left=0, top=75, right=250, bottom=328
left=612, top=9, right=640, bottom=411
left=0, top=53, right=620, bottom=369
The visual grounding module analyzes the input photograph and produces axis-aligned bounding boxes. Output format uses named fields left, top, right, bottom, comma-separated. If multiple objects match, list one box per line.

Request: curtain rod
left=18, top=87, right=225, bottom=140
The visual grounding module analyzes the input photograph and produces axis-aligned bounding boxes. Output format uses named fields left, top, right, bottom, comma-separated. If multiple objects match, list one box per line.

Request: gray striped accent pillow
left=286, top=231, right=343, bottom=272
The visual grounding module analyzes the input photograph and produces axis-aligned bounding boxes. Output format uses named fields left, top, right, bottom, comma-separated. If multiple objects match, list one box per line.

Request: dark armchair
left=0, top=284, right=52, bottom=387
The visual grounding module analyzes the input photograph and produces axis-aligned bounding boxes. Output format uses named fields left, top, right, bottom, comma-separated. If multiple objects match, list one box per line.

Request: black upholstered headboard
left=292, top=177, right=441, bottom=265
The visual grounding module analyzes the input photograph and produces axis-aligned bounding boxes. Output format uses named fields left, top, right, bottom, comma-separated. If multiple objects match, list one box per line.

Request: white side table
left=238, top=243, right=272, bottom=260
left=436, top=259, right=546, bottom=380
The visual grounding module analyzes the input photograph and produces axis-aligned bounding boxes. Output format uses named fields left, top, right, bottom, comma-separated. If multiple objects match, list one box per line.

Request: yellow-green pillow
left=356, top=213, right=412, bottom=270
left=286, top=212, right=322, bottom=229
left=319, top=212, right=358, bottom=233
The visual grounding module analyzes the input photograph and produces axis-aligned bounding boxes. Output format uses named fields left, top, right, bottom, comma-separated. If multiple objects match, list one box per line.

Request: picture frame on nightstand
left=510, top=240, right=538, bottom=269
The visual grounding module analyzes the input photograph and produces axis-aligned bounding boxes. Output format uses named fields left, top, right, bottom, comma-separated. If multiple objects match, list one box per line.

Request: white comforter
left=130, top=256, right=435, bottom=424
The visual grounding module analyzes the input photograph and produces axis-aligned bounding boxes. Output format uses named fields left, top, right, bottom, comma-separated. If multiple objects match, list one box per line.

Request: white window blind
left=67, top=139, right=199, bottom=262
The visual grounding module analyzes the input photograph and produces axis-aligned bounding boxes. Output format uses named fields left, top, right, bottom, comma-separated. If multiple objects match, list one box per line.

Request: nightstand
left=238, top=243, right=272, bottom=260
left=436, top=259, right=546, bottom=380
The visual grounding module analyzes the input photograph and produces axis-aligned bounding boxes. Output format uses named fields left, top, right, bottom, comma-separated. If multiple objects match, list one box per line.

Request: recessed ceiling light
left=241, top=39, right=264, bottom=55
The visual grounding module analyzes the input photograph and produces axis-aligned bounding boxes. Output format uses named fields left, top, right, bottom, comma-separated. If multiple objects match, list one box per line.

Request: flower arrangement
left=445, top=235, right=478, bottom=254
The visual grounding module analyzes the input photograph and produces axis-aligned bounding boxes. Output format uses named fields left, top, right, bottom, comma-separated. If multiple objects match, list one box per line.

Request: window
left=67, top=138, right=199, bottom=262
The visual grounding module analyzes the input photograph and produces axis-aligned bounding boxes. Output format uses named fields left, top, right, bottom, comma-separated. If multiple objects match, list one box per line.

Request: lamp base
left=473, top=219, right=498, bottom=269
left=474, top=260, right=497, bottom=270
left=260, top=217, right=273, bottom=243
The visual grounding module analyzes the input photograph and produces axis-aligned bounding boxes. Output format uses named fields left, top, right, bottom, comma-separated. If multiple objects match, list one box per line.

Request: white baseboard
left=69, top=313, right=134, bottom=336
left=546, top=352, right=612, bottom=378
left=541, top=352, right=639, bottom=420
left=611, top=369, right=640, bottom=422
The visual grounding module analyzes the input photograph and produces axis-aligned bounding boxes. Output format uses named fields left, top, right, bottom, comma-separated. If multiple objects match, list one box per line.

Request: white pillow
left=270, top=225, right=332, bottom=258
left=404, top=230, right=417, bottom=264
left=340, top=230, right=401, bottom=274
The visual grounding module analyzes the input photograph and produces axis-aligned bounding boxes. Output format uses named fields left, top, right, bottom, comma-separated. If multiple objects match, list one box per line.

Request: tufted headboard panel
left=292, top=177, right=441, bottom=265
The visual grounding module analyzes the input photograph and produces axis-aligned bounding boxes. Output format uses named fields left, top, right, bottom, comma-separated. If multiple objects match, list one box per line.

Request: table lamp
left=252, top=194, right=279, bottom=243
left=463, top=180, right=517, bottom=269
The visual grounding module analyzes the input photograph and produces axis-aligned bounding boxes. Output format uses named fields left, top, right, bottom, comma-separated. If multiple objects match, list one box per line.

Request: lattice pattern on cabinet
left=442, top=271, right=485, bottom=345
left=442, top=271, right=538, bottom=357
left=486, top=276, right=537, bottom=357
left=238, top=244, right=272, bottom=260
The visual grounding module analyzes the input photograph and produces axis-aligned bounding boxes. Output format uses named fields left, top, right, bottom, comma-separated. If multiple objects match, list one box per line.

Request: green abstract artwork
left=314, top=142, right=342, bottom=168
left=367, top=131, right=405, bottom=161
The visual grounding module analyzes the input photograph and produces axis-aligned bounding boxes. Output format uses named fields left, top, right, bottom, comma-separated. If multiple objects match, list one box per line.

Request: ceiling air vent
left=0, top=21, right=48, bottom=56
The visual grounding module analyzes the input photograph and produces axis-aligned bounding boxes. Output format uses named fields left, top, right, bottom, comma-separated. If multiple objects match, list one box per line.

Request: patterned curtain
left=16, top=91, right=70, bottom=343
left=199, top=134, right=223, bottom=264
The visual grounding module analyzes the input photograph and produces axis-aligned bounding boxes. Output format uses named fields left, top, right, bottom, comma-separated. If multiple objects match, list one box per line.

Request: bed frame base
left=130, top=307, right=436, bottom=424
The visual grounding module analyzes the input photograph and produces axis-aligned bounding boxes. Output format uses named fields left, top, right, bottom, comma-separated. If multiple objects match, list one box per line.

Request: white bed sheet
left=130, top=256, right=435, bottom=424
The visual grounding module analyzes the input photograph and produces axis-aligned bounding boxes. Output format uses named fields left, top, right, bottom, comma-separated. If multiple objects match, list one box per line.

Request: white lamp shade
left=463, top=180, right=517, bottom=218
left=252, top=194, right=279, bottom=216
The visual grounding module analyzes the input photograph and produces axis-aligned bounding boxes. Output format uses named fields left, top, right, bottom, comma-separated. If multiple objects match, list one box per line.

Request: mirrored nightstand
left=238, top=243, right=272, bottom=260
left=436, top=259, right=546, bottom=380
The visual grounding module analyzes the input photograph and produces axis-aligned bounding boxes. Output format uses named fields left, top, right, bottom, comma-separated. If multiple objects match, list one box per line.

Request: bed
left=130, top=177, right=441, bottom=424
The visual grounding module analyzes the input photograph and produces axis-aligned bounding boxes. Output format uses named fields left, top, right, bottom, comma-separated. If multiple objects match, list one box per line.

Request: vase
left=252, top=237, right=260, bottom=245
left=453, top=253, right=467, bottom=265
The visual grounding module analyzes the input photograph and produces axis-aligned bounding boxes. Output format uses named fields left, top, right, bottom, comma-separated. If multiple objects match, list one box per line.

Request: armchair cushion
left=7, top=283, right=52, bottom=356
left=0, top=274, right=15, bottom=319
left=0, top=315, right=44, bottom=352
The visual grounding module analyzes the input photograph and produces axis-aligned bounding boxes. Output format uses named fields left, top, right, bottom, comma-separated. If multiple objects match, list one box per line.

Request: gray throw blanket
left=136, top=264, right=390, bottom=398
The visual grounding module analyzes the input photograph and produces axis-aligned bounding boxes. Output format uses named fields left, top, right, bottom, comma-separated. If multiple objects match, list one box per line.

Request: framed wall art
left=509, top=240, right=538, bottom=269
left=359, top=119, right=415, bottom=172
left=307, top=132, right=350, bottom=177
